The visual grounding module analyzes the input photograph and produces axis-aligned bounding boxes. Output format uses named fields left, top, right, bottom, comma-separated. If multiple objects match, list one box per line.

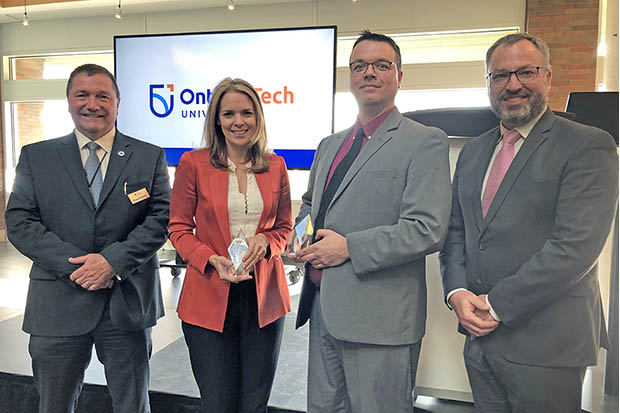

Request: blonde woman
left=169, top=78, right=292, bottom=412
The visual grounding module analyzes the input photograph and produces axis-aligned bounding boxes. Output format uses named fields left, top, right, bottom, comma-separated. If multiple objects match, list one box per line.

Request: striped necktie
left=85, top=141, right=103, bottom=207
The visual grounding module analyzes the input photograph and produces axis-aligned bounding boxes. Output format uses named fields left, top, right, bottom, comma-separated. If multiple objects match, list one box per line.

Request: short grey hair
left=485, top=33, right=551, bottom=70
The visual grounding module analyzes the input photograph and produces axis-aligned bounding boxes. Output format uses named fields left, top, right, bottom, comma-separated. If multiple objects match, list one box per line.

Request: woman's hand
left=208, top=255, right=252, bottom=283
left=242, top=234, right=270, bottom=273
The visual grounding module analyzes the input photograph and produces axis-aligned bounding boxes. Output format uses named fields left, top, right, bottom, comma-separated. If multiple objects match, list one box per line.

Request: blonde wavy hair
left=202, top=77, right=270, bottom=172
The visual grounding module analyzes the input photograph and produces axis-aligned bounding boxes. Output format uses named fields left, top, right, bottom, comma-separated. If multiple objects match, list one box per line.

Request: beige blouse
left=227, top=160, right=263, bottom=241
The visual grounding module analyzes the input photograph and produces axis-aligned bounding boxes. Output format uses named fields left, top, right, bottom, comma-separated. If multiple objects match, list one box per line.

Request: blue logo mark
left=150, top=84, right=174, bottom=118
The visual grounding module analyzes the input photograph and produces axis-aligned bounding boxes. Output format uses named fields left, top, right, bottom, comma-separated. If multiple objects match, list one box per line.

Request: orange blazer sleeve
left=168, top=150, right=216, bottom=274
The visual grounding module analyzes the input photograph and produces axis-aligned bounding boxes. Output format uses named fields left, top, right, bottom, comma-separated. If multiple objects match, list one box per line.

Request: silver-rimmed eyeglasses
left=349, top=60, right=394, bottom=74
left=486, top=66, right=548, bottom=86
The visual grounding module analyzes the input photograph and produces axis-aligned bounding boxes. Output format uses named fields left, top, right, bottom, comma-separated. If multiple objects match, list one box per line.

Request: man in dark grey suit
left=289, top=31, right=451, bottom=412
left=439, top=33, right=618, bottom=412
left=5, top=64, right=170, bottom=413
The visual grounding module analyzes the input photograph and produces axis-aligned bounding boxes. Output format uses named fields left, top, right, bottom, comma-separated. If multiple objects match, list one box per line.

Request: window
left=336, top=28, right=518, bottom=67
left=9, top=53, right=114, bottom=80
left=3, top=53, right=114, bottom=192
left=3, top=100, right=74, bottom=192
left=10, top=100, right=73, bottom=152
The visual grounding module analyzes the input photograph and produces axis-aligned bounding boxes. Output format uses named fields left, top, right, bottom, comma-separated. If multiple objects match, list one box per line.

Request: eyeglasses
left=486, top=66, right=548, bottom=86
left=349, top=60, right=394, bottom=74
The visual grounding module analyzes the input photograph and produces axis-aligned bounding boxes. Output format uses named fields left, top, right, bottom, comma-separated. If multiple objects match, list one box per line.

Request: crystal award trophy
left=228, top=230, right=249, bottom=274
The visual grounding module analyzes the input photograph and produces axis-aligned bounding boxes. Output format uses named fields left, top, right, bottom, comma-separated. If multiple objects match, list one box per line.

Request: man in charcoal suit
left=439, top=33, right=618, bottom=412
left=6, top=64, right=170, bottom=413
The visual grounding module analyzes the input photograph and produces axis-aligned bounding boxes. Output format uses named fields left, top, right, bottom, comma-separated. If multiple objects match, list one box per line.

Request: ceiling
left=0, top=0, right=310, bottom=24
left=1, top=0, right=80, bottom=6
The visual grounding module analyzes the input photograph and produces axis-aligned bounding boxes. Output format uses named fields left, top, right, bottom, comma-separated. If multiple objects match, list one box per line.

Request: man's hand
left=293, top=229, right=350, bottom=268
left=285, top=231, right=296, bottom=256
left=68, top=253, right=116, bottom=291
left=449, top=290, right=499, bottom=337
left=474, top=294, right=500, bottom=323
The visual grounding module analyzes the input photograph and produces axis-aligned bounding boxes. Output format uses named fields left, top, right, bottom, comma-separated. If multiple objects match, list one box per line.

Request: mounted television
left=114, top=26, right=337, bottom=168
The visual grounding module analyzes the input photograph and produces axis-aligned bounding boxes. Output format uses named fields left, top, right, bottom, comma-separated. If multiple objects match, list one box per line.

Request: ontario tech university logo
left=150, top=84, right=175, bottom=118
left=149, top=83, right=294, bottom=119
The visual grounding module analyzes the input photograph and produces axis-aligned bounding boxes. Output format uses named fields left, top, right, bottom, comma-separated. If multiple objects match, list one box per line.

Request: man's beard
left=490, top=88, right=547, bottom=128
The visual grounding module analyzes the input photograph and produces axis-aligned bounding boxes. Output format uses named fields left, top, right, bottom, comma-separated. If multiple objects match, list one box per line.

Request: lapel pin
left=117, top=150, right=125, bottom=157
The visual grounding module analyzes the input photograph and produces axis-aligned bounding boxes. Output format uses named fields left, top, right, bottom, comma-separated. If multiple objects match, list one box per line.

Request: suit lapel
left=210, top=165, right=232, bottom=243
left=254, top=165, right=273, bottom=235
left=98, top=132, right=132, bottom=209
left=57, top=133, right=94, bottom=210
left=480, top=109, right=555, bottom=232
left=312, top=129, right=349, bottom=217
left=329, top=110, right=400, bottom=207
left=473, top=129, right=501, bottom=231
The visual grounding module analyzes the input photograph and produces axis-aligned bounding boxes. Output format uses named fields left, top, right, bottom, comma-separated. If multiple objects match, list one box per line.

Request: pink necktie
left=481, top=129, right=521, bottom=217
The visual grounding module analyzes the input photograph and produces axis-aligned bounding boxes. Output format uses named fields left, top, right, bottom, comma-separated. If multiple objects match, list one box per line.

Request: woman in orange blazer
left=169, top=78, right=292, bottom=413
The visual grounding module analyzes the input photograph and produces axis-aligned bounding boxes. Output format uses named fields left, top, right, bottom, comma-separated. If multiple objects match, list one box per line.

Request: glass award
left=228, top=230, right=249, bottom=274
left=293, top=215, right=313, bottom=252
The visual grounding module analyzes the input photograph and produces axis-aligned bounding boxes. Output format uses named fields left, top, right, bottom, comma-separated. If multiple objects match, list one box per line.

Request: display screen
left=114, top=26, right=337, bottom=168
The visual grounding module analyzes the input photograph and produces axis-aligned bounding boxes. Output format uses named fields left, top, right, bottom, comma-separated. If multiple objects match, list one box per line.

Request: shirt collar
left=499, top=108, right=546, bottom=140
left=354, top=106, right=396, bottom=139
left=75, top=128, right=116, bottom=153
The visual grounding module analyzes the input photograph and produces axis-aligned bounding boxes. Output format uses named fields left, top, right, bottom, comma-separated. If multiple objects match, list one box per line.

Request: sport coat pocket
left=365, top=169, right=398, bottom=180
left=124, top=180, right=152, bottom=205
left=125, top=180, right=151, bottom=194
left=513, top=178, right=557, bottom=195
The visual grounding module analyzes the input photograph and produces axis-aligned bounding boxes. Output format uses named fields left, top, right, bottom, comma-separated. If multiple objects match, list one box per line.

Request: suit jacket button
left=476, top=278, right=483, bottom=285
left=479, top=243, right=486, bottom=250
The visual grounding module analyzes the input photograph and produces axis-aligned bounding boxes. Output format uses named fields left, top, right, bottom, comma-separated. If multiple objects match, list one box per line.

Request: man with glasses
left=289, top=30, right=451, bottom=412
left=440, top=33, right=618, bottom=411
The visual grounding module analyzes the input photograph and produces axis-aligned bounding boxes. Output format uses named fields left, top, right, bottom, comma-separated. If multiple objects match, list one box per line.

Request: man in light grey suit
left=289, top=31, right=451, bottom=412
left=439, top=33, right=618, bottom=412
left=5, top=64, right=170, bottom=412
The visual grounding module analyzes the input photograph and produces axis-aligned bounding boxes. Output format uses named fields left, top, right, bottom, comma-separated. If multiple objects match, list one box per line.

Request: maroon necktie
left=308, top=128, right=366, bottom=286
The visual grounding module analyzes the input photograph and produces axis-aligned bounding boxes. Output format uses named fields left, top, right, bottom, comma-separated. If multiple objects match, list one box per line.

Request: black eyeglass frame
left=348, top=60, right=395, bottom=74
left=485, top=66, right=549, bottom=85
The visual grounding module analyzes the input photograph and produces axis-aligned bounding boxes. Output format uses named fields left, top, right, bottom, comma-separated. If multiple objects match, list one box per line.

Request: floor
left=0, top=241, right=617, bottom=412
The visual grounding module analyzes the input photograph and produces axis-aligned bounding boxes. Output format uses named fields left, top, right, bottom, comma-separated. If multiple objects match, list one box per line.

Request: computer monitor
left=566, top=91, right=619, bottom=145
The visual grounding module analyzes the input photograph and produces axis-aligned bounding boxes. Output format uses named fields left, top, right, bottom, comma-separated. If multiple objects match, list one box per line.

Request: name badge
left=128, top=188, right=150, bottom=204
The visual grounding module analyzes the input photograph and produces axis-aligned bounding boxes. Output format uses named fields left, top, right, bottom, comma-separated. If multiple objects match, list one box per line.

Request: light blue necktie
left=85, top=141, right=103, bottom=207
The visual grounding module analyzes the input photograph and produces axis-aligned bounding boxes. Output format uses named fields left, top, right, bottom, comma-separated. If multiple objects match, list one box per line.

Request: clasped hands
left=449, top=290, right=499, bottom=337
left=210, top=234, right=269, bottom=283
left=68, top=253, right=116, bottom=291
left=287, top=229, right=349, bottom=269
